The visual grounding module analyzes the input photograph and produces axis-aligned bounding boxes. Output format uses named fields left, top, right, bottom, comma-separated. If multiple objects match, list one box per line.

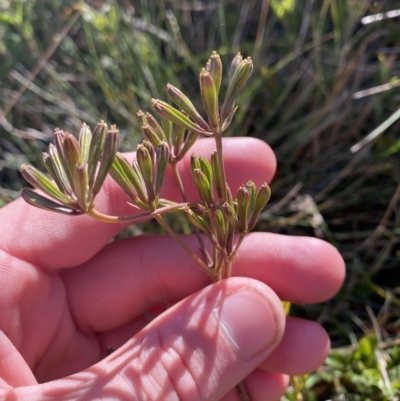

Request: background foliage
left=1, top=0, right=400, bottom=399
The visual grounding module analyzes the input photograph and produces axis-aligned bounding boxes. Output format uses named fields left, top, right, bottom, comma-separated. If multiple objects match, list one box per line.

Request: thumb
left=13, top=277, right=285, bottom=401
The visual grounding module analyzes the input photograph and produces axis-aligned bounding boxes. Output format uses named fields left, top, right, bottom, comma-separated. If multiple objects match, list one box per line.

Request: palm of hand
left=0, top=139, right=345, bottom=401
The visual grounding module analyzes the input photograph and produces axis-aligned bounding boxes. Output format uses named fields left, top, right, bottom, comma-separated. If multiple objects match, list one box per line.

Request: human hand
left=0, top=138, right=345, bottom=401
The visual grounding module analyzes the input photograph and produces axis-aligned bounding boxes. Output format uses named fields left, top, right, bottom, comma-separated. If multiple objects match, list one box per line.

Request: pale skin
left=0, top=137, right=345, bottom=401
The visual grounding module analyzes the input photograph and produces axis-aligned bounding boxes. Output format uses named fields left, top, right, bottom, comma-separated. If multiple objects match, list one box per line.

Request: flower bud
left=199, top=156, right=213, bottom=199
left=88, top=121, right=108, bottom=186
left=53, top=128, right=66, bottom=159
left=21, top=188, right=81, bottom=215
left=237, top=186, right=250, bottom=233
left=141, top=124, right=162, bottom=148
left=63, top=133, right=81, bottom=184
left=199, top=68, right=219, bottom=130
left=222, top=202, right=240, bottom=233
left=145, top=112, right=166, bottom=142
left=210, top=204, right=226, bottom=248
left=246, top=180, right=256, bottom=212
left=211, top=151, right=222, bottom=199
left=174, top=124, right=186, bottom=157
left=155, top=142, right=170, bottom=197
left=137, top=110, right=148, bottom=125
left=190, top=154, right=201, bottom=174
left=193, top=168, right=213, bottom=207
left=92, top=128, right=119, bottom=196
left=248, top=183, right=271, bottom=230
left=183, top=206, right=213, bottom=238
left=166, top=84, right=210, bottom=131
left=73, top=162, right=89, bottom=211
left=131, top=158, right=149, bottom=205
left=48, top=144, right=72, bottom=196
left=79, top=123, right=92, bottom=164
left=43, top=152, right=62, bottom=194
left=221, top=57, right=253, bottom=121
left=142, top=140, right=155, bottom=164
left=109, top=153, right=138, bottom=202
left=21, top=165, right=71, bottom=205
left=229, top=52, right=243, bottom=83
left=137, top=144, right=155, bottom=204
left=209, top=51, right=223, bottom=94
left=152, top=99, right=208, bottom=135
left=162, top=119, right=173, bottom=149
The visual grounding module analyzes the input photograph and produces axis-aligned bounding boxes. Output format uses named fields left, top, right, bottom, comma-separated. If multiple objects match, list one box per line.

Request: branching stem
left=171, top=161, right=213, bottom=266
left=154, top=214, right=214, bottom=275
left=88, top=202, right=199, bottom=224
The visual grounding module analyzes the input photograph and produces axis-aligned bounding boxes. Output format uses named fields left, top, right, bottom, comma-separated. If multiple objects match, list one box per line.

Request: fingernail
left=216, top=289, right=278, bottom=359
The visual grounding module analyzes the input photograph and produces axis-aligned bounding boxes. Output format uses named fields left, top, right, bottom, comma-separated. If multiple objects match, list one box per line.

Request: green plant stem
left=171, top=162, right=187, bottom=202
left=154, top=214, right=214, bottom=275
left=87, top=202, right=195, bottom=224
left=229, top=234, right=245, bottom=262
left=223, top=234, right=245, bottom=279
left=172, top=161, right=214, bottom=267
left=214, top=131, right=228, bottom=203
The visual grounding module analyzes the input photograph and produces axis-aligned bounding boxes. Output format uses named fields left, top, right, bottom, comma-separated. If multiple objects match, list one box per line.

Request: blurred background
left=1, top=0, right=400, bottom=399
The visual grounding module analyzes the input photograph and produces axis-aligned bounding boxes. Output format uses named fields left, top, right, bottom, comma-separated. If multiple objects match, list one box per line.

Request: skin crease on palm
left=0, top=137, right=345, bottom=401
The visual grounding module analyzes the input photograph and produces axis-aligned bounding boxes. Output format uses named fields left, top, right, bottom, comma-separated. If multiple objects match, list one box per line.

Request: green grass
left=1, top=0, right=400, bottom=399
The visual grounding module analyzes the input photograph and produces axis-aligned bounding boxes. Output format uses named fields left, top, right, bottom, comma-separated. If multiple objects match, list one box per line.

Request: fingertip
left=303, top=237, right=346, bottom=302
left=220, top=137, right=277, bottom=185
left=236, top=234, right=345, bottom=304
left=260, top=317, right=330, bottom=375
left=244, top=369, right=289, bottom=401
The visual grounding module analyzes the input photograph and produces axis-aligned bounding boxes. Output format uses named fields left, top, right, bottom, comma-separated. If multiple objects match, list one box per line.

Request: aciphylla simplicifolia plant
left=21, top=51, right=271, bottom=283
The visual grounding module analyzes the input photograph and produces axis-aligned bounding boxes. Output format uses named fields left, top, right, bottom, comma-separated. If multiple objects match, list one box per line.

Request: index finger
left=0, top=137, right=276, bottom=270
